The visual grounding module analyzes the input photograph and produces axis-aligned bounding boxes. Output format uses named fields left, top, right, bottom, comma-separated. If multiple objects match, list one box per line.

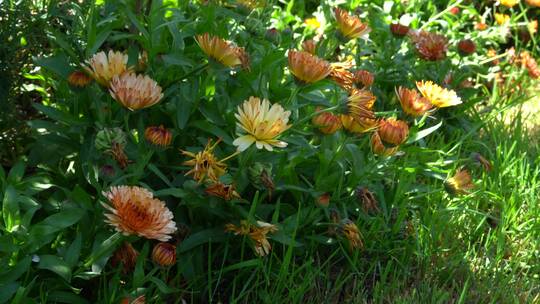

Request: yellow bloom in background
left=83, top=50, right=130, bottom=87
left=416, top=80, right=462, bottom=108
left=334, top=7, right=371, bottom=39
left=109, top=72, right=163, bottom=110
left=288, top=50, right=332, bottom=83
left=233, top=97, right=291, bottom=151
left=304, top=17, right=321, bottom=29
left=102, top=186, right=177, bottom=241
left=196, top=33, right=249, bottom=69
left=495, top=13, right=510, bottom=25
left=225, top=220, right=278, bottom=256
left=445, top=169, right=474, bottom=195
left=500, top=0, right=519, bottom=8
left=528, top=20, right=538, bottom=34
left=181, top=139, right=227, bottom=183
left=396, top=86, right=433, bottom=116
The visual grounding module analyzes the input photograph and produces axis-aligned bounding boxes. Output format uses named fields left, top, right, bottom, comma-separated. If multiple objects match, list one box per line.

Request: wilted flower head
left=334, top=8, right=371, bottom=40
left=396, top=86, right=432, bottom=116
left=378, top=118, right=409, bottom=146
left=458, top=39, right=476, bottom=56
left=110, top=72, right=163, bottom=110
left=445, top=169, right=474, bottom=195
left=196, top=33, right=249, bottom=69
left=347, top=89, right=377, bottom=130
left=248, top=163, right=275, bottom=195
left=288, top=50, right=332, bottom=84
left=390, top=23, right=410, bottom=37
left=356, top=187, right=379, bottom=213
left=68, top=70, right=92, bottom=87
left=181, top=139, right=227, bottom=183
left=233, top=96, right=291, bottom=151
left=500, top=0, right=519, bottom=8
left=339, top=219, right=363, bottom=250
left=102, top=186, right=177, bottom=241
left=409, top=31, right=448, bottom=61
left=83, top=50, right=130, bottom=86
left=371, top=132, right=399, bottom=156
left=353, top=70, right=374, bottom=88
left=329, top=62, right=354, bottom=91
left=145, top=125, right=172, bottom=147
left=470, top=152, right=492, bottom=172
left=205, top=182, right=240, bottom=200
left=152, top=243, right=176, bottom=267
left=225, top=220, right=278, bottom=256
left=302, top=39, right=317, bottom=55
left=110, top=242, right=139, bottom=273
left=312, top=107, right=342, bottom=134
left=495, top=13, right=510, bottom=25
left=416, top=80, right=462, bottom=108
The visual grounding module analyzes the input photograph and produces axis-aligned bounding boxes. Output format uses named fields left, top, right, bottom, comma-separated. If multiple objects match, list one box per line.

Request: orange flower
left=302, top=39, right=317, bottom=55
left=109, top=72, right=163, bottom=110
left=353, top=70, right=374, bottom=88
left=340, top=219, right=363, bottom=250
left=445, top=169, right=474, bottom=195
left=181, top=139, right=227, bottom=183
left=409, top=31, right=448, bottom=61
left=145, top=125, right=172, bottom=147
left=102, top=186, right=177, bottom=241
left=340, top=114, right=376, bottom=133
left=416, top=80, right=462, bottom=108
left=371, top=132, right=398, bottom=156
left=475, top=22, right=488, bottom=31
left=68, top=70, right=92, bottom=87
left=378, top=118, right=409, bottom=146
left=457, top=39, right=476, bottom=56
left=225, top=220, right=278, bottom=256
left=83, top=50, right=130, bottom=87
left=312, top=107, right=342, bottom=134
left=152, top=243, right=176, bottom=267
left=347, top=89, right=377, bottom=129
left=205, top=182, right=240, bottom=200
left=396, top=86, right=432, bottom=116
left=110, top=242, right=139, bottom=273
left=196, top=33, right=249, bottom=69
left=317, top=193, right=331, bottom=207
left=329, top=62, right=354, bottom=91
left=389, top=23, right=410, bottom=37
left=526, top=0, right=540, bottom=6
left=334, top=8, right=371, bottom=40
left=120, top=295, right=146, bottom=304
left=288, top=50, right=332, bottom=83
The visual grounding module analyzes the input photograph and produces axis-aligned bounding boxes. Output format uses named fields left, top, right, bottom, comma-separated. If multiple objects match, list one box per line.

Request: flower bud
left=317, top=193, right=330, bottom=207
left=152, top=243, right=176, bottom=267
left=312, top=107, right=342, bottom=134
left=371, top=132, right=398, bottom=156
left=68, top=70, right=92, bottom=87
left=145, top=125, right=172, bottom=147
left=457, top=39, right=476, bottom=56
left=302, top=39, right=317, bottom=55
left=378, top=118, right=409, bottom=146
left=265, top=28, right=281, bottom=45
left=389, top=23, right=410, bottom=37
left=353, top=70, right=374, bottom=88
left=110, top=242, right=139, bottom=273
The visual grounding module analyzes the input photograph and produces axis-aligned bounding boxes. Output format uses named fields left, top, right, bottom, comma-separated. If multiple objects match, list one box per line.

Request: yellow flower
left=145, top=125, right=172, bottom=147
left=288, top=50, right=332, bottom=84
left=396, top=86, right=432, bottom=116
left=83, top=50, right=130, bottom=87
left=196, top=33, right=249, bottom=69
left=495, top=13, right=510, bottom=25
left=225, top=220, right=278, bottom=256
left=334, top=8, right=371, bottom=39
left=445, top=169, right=474, bottom=195
left=416, top=80, right=462, bottom=108
left=233, top=97, right=291, bottom=151
left=500, top=0, right=519, bottom=8
left=181, top=139, right=227, bottom=183
left=109, top=72, right=163, bottom=110
left=304, top=17, right=321, bottom=29
left=102, top=186, right=177, bottom=242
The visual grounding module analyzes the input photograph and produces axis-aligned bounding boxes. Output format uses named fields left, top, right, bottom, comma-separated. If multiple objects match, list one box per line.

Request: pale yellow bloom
left=196, top=33, right=249, bottom=69
left=83, top=50, right=130, bottom=86
left=495, top=13, right=510, bottom=25
left=500, top=0, right=519, bottom=8
left=416, top=80, right=462, bottom=108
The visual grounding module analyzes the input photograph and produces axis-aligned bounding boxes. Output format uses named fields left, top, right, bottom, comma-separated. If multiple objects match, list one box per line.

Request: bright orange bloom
left=409, top=31, right=448, bottom=61
left=396, top=86, right=432, bottom=116
left=145, top=125, right=172, bottom=147
left=288, top=50, right=332, bottom=83
left=329, top=62, right=354, bottom=91
left=196, top=33, right=249, bottom=69
left=340, top=114, right=376, bottom=133
left=152, top=243, right=176, bottom=266
left=416, top=80, right=462, bottom=108
left=378, top=118, right=409, bottom=146
left=109, top=72, right=163, bottom=110
left=334, top=8, right=371, bottom=39
left=371, top=132, right=398, bottom=156
left=312, top=107, right=342, bottom=134
left=475, top=22, right=488, bottom=31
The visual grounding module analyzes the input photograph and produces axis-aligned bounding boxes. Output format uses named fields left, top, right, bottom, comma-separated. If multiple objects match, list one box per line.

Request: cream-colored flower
left=334, top=8, right=371, bottom=39
left=102, top=186, right=177, bottom=241
left=109, top=72, right=163, bottom=110
left=233, top=97, right=291, bottom=151
left=288, top=50, right=332, bottom=84
left=83, top=50, right=130, bottom=86
left=416, top=80, right=462, bottom=108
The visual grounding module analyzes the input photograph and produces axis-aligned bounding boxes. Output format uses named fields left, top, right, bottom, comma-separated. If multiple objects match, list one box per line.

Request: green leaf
left=406, top=120, right=443, bottom=144
left=154, top=188, right=187, bottom=198
left=178, top=228, right=227, bottom=253
left=65, top=234, right=82, bottom=268
left=0, top=256, right=31, bottom=285
left=0, top=282, right=19, bottom=304
left=29, top=208, right=85, bottom=248
left=38, top=255, right=72, bottom=282
left=32, top=103, right=87, bottom=126
left=46, top=291, right=90, bottom=304
left=148, top=276, right=179, bottom=294
left=34, top=54, right=72, bottom=78
left=2, top=186, right=20, bottom=232
left=7, top=161, right=26, bottom=184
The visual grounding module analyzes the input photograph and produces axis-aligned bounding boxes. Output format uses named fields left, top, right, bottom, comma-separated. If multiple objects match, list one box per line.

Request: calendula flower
left=355, top=187, right=379, bottom=213
left=409, top=30, right=448, bottom=61
left=445, top=169, right=474, bottom=195
left=526, top=0, right=540, bottom=6
left=302, top=39, right=317, bottom=55
left=145, top=125, right=172, bottom=147
left=457, top=39, right=476, bottom=55
left=83, top=50, right=130, bottom=86
left=317, top=193, right=331, bottom=207
left=312, top=107, right=342, bottom=134
left=68, top=70, right=92, bottom=87
left=288, top=50, right=332, bottom=84
left=110, top=242, right=139, bottom=273
left=347, top=89, right=377, bottom=129
left=196, top=33, right=249, bottom=69
left=225, top=220, right=278, bottom=256
left=396, top=86, right=432, bottom=116
left=371, top=132, right=398, bottom=156
left=305, top=17, right=321, bottom=29
left=390, top=23, right=410, bottom=37
left=329, top=62, right=354, bottom=91
left=181, top=139, right=228, bottom=183
left=416, top=80, right=462, bottom=108
left=102, top=186, right=177, bottom=241
left=353, top=70, right=374, bottom=88
left=205, top=182, right=240, bottom=200
left=334, top=8, right=371, bottom=40
left=475, top=22, right=488, bottom=31
left=378, top=118, right=409, bottom=146
left=340, top=114, right=376, bottom=133
left=233, top=97, right=291, bottom=151
left=517, top=51, right=540, bottom=79
left=109, top=72, right=163, bottom=110
left=152, top=243, right=176, bottom=267
left=495, top=13, right=510, bottom=25
left=340, top=219, right=363, bottom=250
left=500, top=0, right=519, bottom=8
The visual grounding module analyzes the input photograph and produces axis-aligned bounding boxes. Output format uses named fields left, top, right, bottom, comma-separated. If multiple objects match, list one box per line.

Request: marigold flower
left=416, top=80, right=462, bottom=108
left=302, top=39, right=317, bottom=55
left=340, top=219, right=363, bottom=250
left=340, top=114, right=375, bottom=133
left=445, top=169, right=474, bottom=195
left=353, top=70, right=374, bottom=88
left=110, top=242, right=139, bottom=273
left=68, top=70, right=93, bottom=87
left=371, top=132, right=398, bottom=156
left=329, top=62, right=354, bottom=91
left=378, top=118, right=409, bottom=146
left=312, top=107, right=342, bottom=134
left=457, top=39, right=476, bottom=56
left=475, top=22, right=488, bottom=31
left=317, top=193, right=331, bottom=207
left=288, top=50, right=332, bottom=84
left=225, top=220, right=278, bottom=256
left=233, top=96, right=291, bottom=151
left=181, top=139, right=227, bottom=183
left=145, top=125, right=172, bottom=147
left=196, top=33, right=249, bottom=69
left=526, top=0, right=540, bottom=6
left=347, top=89, right=377, bottom=129
left=152, top=243, right=176, bottom=267
left=396, top=86, right=432, bottom=116
left=83, top=50, right=130, bottom=87
left=389, top=23, right=410, bottom=37
left=500, top=0, right=519, bottom=8
left=334, top=8, right=371, bottom=40
left=102, top=186, right=177, bottom=241
left=409, top=31, right=448, bottom=61
left=495, top=13, right=510, bottom=25
left=355, top=187, right=379, bottom=213
left=205, top=182, right=240, bottom=200
left=109, top=72, right=163, bottom=110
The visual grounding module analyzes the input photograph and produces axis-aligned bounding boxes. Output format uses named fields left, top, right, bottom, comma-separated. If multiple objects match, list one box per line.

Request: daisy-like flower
left=102, top=186, right=177, bottom=241
left=416, top=80, right=462, bottom=108
left=396, top=86, right=432, bottom=116
left=288, top=50, right=332, bottom=84
left=445, top=169, right=474, bottom=195
left=68, top=70, right=93, bottom=87
left=196, top=33, right=249, bottom=69
left=181, top=139, right=228, bottom=183
left=83, top=50, right=130, bottom=87
left=233, top=96, right=291, bottom=152
left=495, top=13, right=510, bottom=25
left=225, top=220, right=278, bottom=256
left=205, top=182, right=240, bottom=200
left=409, top=31, right=448, bottom=61
left=312, top=107, right=342, bottom=134
left=145, top=125, right=172, bottom=147
left=339, top=219, right=363, bottom=250
left=500, top=0, right=519, bottom=8
left=109, top=72, right=163, bottom=110
left=353, top=70, right=374, bottom=88
left=378, top=118, right=409, bottom=146
left=334, top=8, right=371, bottom=40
